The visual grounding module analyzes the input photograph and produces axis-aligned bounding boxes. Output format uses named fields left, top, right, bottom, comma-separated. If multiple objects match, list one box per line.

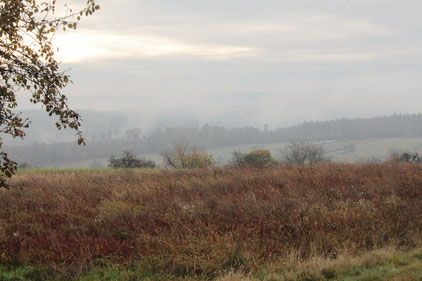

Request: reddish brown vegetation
left=1, top=164, right=422, bottom=275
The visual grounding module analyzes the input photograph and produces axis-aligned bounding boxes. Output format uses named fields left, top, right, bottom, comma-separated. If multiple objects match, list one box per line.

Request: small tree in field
left=108, top=151, right=157, bottom=169
left=161, top=143, right=215, bottom=169
left=245, top=149, right=277, bottom=167
left=229, top=149, right=277, bottom=168
left=279, top=140, right=328, bottom=164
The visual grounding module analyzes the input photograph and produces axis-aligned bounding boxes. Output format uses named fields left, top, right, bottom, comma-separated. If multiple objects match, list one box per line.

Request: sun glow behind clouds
left=54, top=29, right=255, bottom=63
left=52, top=13, right=391, bottom=64
left=30, top=0, right=422, bottom=127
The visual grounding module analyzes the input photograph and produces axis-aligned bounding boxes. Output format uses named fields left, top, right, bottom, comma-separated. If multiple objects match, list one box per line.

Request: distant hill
left=4, top=113, right=422, bottom=167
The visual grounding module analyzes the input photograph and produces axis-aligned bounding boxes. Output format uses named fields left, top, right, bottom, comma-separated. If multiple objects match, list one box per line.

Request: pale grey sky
left=23, top=0, right=422, bottom=128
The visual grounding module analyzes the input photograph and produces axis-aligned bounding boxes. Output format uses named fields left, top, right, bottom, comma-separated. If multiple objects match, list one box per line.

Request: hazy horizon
left=16, top=0, right=422, bottom=129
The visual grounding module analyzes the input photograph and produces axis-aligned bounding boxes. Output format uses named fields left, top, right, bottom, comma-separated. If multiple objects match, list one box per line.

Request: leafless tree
left=279, top=140, right=329, bottom=164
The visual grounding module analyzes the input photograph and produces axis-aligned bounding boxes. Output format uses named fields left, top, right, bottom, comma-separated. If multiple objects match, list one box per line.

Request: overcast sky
left=25, top=0, right=422, bottom=128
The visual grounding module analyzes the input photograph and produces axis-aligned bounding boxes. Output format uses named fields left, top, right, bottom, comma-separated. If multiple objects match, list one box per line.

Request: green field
left=1, top=247, right=422, bottom=280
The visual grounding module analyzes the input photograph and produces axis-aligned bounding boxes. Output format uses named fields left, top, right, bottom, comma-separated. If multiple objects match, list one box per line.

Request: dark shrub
left=389, top=152, right=421, bottom=163
left=108, top=151, right=157, bottom=169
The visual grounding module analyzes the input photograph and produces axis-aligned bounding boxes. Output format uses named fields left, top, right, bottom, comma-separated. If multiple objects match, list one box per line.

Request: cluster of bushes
left=108, top=141, right=330, bottom=169
left=229, top=141, right=328, bottom=168
left=108, top=144, right=215, bottom=169
left=109, top=144, right=422, bottom=170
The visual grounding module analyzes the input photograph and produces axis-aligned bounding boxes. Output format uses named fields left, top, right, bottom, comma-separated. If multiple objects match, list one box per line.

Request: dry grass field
left=1, top=164, right=422, bottom=280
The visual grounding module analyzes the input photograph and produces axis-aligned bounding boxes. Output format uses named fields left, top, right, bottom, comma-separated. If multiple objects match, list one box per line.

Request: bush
left=389, top=152, right=421, bottom=163
left=161, top=143, right=215, bottom=169
left=108, top=151, right=157, bottom=169
left=229, top=149, right=277, bottom=168
left=279, top=140, right=328, bottom=164
left=228, top=151, right=247, bottom=168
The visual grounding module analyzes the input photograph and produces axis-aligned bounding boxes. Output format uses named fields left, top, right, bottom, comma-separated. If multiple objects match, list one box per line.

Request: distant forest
left=5, top=114, right=422, bottom=166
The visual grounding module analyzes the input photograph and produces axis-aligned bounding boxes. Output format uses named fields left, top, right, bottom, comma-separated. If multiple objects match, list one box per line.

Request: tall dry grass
left=1, top=163, right=422, bottom=277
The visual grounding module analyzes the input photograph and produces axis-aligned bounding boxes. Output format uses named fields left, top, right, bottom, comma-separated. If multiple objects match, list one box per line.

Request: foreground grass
left=15, top=167, right=160, bottom=175
left=14, top=167, right=111, bottom=174
left=262, top=247, right=422, bottom=281
left=1, top=247, right=422, bottom=280
left=1, top=164, right=422, bottom=279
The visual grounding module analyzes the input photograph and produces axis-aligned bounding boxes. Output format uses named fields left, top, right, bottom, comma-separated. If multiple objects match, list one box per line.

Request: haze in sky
left=20, top=0, right=422, bottom=128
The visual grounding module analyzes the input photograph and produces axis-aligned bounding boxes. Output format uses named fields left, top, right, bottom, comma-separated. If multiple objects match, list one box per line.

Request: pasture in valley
left=41, top=136, right=422, bottom=169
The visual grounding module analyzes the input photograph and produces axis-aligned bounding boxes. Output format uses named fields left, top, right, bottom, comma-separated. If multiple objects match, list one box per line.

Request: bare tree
left=279, top=141, right=328, bottom=164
